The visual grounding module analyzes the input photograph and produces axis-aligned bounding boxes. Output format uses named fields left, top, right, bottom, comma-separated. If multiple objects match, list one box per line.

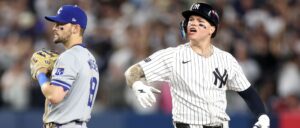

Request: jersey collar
left=72, top=43, right=87, bottom=48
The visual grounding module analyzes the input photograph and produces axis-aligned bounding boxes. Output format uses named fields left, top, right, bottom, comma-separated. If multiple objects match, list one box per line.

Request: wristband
left=37, top=73, right=49, bottom=87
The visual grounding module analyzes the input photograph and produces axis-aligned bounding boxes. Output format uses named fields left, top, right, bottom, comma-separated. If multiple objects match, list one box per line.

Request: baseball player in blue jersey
left=125, top=2, right=270, bottom=128
left=30, top=5, right=99, bottom=128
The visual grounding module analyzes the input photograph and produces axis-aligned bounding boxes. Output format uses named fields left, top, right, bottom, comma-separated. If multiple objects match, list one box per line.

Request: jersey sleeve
left=227, top=54, right=251, bottom=91
left=50, top=53, right=79, bottom=91
left=138, top=48, right=175, bottom=83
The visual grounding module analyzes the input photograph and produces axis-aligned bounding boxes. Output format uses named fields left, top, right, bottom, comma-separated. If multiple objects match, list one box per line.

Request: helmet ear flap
left=180, top=19, right=188, bottom=39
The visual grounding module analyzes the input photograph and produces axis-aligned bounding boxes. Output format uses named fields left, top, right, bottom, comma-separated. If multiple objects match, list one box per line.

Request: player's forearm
left=238, top=86, right=267, bottom=117
left=41, top=84, right=65, bottom=104
left=41, top=83, right=57, bottom=102
left=124, top=64, right=146, bottom=87
left=36, top=69, right=65, bottom=104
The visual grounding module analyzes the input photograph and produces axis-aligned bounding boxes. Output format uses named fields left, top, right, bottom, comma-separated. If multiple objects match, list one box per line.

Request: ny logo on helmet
left=191, top=3, right=200, bottom=10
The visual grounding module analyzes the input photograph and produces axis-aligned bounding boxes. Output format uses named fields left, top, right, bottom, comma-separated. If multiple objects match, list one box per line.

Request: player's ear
left=71, top=24, right=81, bottom=34
left=209, top=26, right=216, bottom=36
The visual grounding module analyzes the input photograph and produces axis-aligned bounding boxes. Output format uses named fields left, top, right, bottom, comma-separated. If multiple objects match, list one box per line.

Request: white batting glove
left=132, top=81, right=161, bottom=108
left=253, top=114, right=270, bottom=128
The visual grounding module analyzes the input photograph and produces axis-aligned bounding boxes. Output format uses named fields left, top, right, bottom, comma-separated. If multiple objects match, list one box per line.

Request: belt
left=175, top=122, right=223, bottom=128
left=44, top=120, right=85, bottom=128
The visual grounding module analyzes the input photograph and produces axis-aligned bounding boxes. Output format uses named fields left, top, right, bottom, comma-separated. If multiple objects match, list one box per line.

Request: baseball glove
left=30, top=49, right=59, bottom=80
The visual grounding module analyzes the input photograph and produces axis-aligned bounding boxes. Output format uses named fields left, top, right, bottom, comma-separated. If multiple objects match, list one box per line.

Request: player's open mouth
left=189, top=28, right=197, bottom=33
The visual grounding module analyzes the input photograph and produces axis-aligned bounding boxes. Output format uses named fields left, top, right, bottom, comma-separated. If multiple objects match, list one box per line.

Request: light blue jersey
left=44, top=44, right=99, bottom=124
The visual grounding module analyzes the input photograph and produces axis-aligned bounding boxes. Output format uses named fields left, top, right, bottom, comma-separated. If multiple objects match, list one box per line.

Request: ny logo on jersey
left=213, top=68, right=228, bottom=88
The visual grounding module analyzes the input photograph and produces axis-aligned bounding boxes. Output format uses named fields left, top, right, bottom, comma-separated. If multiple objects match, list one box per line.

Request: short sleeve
left=50, top=53, right=79, bottom=91
left=139, top=48, right=175, bottom=83
left=227, top=55, right=251, bottom=91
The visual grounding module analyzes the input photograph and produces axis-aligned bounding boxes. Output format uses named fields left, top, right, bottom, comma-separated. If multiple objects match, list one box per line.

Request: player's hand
left=132, top=81, right=161, bottom=108
left=253, top=114, right=270, bottom=128
left=30, top=49, right=59, bottom=80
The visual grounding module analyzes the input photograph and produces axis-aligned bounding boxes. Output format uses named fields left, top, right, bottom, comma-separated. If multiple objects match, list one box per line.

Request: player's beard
left=53, top=31, right=72, bottom=44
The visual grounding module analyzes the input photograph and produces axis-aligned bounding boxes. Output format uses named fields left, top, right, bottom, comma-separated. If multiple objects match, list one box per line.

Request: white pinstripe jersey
left=139, top=43, right=250, bottom=125
left=44, top=44, right=99, bottom=124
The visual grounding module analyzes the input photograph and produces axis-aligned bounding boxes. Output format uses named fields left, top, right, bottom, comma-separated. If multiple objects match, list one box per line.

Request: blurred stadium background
left=0, top=0, right=299, bottom=127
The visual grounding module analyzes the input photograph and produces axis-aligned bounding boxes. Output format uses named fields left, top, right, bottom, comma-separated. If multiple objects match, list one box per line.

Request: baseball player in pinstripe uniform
left=125, top=2, right=270, bottom=128
left=31, top=5, right=99, bottom=128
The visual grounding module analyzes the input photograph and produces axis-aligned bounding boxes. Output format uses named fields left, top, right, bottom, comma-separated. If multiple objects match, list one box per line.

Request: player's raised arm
left=30, top=49, right=67, bottom=104
left=124, top=64, right=161, bottom=108
left=124, top=63, right=145, bottom=87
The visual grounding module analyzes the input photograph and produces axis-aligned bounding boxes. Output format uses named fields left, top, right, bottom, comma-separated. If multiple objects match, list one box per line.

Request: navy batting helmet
left=180, top=3, right=220, bottom=38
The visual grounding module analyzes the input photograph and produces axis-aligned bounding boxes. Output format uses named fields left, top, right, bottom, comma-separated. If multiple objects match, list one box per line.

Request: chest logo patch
left=213, top=68, right=228, bottom=88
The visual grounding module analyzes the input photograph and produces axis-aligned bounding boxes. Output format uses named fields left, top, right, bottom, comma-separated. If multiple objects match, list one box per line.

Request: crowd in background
left=0, top=0, right=299, bottom=117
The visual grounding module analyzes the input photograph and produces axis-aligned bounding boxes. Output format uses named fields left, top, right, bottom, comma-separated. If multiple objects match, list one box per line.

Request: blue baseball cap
left=45, top=5, right=87, bottom=29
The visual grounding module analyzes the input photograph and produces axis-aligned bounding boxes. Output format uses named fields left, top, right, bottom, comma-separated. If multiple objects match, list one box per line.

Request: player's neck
left=65, top=36, right=83, bottom=49
left=190, top=39, right=213, bottom=58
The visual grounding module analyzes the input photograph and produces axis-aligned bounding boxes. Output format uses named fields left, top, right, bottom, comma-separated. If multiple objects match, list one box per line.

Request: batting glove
left=253, top=114, right=270, bottom=128
left=132, top=81, right=161, bottom=108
